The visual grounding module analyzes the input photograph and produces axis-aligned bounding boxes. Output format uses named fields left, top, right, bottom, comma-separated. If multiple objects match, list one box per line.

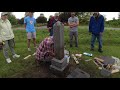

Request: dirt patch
left=10, top=60, right=76, bottom=78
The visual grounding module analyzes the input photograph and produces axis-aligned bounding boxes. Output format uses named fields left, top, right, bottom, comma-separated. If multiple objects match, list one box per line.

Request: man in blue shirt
left=24, top=12, right=36, bottom=51
left=89, top=12, right=104, bottom=53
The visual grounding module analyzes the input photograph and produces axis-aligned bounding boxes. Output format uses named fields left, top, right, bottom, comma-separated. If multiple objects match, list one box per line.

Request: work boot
left=70, top=44, right=72, bottom=47
left=98, top=49, right=103, bottom=53
left=75, top=44, right=78, bottom=47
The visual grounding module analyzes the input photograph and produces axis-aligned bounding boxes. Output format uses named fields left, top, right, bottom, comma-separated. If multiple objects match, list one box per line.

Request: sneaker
left=6, top=58, right=12, bottom=63
left=13, top=54, right=20, bottom=58
left=28, top=48, right=31, bottom=51
left=98, top=49, right=103, bottom=53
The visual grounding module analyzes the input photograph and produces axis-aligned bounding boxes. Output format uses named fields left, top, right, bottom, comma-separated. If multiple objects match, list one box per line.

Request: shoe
left=98, top=49, right=103, bottom=53
left=75, top=45, right=78, bottom=47
left=90, top=48, right=94, bottom=51
left=70, top=45, right=72, bottom=47
left=28, top=48, right=31, bottom=51
left=6, top=58, right=12, bottom=63
left=13, top=54, right=20, bottom=58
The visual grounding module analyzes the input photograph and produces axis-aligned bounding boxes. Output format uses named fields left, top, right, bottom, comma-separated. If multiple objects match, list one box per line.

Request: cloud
left=100, top=12, right=119, bottom=20
left=0, top=12, right=119, bottom=21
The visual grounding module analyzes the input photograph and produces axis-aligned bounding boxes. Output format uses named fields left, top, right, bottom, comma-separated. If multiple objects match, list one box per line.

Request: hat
left=1, top=12, right=8, bottom=16
left=54, top=13, right=59, bottom=16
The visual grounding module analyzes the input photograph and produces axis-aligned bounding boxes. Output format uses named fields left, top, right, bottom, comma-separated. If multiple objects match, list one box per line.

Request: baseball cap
left=1, top=12, right=8, bottom=16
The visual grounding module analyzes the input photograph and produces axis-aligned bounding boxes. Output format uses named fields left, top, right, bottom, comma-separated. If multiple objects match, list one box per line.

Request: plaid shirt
left=35, top=36, right=54, bottom=61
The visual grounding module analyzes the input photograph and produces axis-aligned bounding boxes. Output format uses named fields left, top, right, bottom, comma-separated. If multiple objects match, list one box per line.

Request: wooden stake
left=94, top=57, right=104, bottom=62
left=71, top=54, right=79, bottom=64
left=24, top=55, right=31, bottom=59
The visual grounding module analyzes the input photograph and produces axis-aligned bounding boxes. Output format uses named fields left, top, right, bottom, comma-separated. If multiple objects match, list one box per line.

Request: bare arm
left=73, top=21, right=79, bottom=27
left=24, top=23, right=26, bottom=29
left=68, top=21, right=75, bottom=28
left=68, top=18, right=79, bottom=28
left=24, top=17, right=27, bottom=29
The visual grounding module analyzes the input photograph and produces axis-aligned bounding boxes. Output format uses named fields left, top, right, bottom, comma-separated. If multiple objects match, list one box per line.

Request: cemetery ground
left=0, top=26, right=120, bottom=78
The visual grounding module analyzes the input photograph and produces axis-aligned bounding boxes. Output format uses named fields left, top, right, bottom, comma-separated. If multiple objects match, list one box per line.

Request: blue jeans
left=91, top=34, right=102, bottom=49
left=49, top=29, right=53, bottom=36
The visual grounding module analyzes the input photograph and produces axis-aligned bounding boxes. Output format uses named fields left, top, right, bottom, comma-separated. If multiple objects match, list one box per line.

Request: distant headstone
left=67, top=68, right=90, bottom=78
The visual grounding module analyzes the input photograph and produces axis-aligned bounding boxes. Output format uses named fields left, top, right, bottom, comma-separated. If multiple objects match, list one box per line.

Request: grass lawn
left=0, top=26, right=120, bottom=78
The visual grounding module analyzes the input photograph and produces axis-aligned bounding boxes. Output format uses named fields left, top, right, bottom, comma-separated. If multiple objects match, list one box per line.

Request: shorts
left=27, top=32, right=36, bottom=39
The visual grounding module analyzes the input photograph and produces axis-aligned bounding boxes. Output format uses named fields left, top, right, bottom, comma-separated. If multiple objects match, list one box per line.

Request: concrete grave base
left=50, top=56, right=69, bottom=72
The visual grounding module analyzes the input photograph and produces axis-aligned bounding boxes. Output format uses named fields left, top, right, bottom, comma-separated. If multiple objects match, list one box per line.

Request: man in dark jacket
left=89, top=12, right=104, bottom=53
left=48, top=13, right=60, bottom=36
left=47, top=15, right=53, bottom=34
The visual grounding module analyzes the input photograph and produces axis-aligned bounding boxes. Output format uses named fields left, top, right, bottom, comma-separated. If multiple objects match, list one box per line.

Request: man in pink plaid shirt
left=35, top=36, right=55, bottom=63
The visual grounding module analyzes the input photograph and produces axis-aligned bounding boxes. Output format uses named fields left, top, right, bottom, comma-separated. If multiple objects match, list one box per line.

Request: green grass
left=0, top=26, right=120, bottom=78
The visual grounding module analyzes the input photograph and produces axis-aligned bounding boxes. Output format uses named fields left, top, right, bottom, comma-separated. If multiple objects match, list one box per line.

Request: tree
left=118, top=12, right=120, bottom=19
left=59, top=12, right=71, bottom=23
left=113, top=17, right=116, bottom=20
left=18, top=17, right=24, bottom=25
left=36, top=14, right=47, bottom=24
left=40, top=13, right=44, bottom=17
left=59, top=12, right=92, bottom=25
left=77, top=12, right=92, bottom=24
left=7, top=12, right=17, bottom=25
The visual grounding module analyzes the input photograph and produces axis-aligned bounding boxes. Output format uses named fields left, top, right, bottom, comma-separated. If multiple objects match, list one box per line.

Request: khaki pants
left=3, top=39, right=16, bottom=59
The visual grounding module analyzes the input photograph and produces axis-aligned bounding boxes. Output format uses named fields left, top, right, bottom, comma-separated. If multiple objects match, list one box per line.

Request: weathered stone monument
left=50, top=21, right=69, bottom=72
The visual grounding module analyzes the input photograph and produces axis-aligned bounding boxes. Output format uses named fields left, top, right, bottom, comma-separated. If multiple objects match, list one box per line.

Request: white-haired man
left=0, top=12, right=20, bottom=63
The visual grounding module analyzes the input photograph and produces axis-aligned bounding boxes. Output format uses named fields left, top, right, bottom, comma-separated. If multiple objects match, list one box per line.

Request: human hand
left=49, top=27, right=52, bottom=29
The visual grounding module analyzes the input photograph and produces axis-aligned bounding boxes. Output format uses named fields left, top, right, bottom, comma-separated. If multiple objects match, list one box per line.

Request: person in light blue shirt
left=24, top=12, right=37, bottom=51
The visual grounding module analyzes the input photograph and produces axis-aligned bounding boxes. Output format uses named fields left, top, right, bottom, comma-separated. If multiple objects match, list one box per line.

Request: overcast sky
left=0, top=12, right=119, bottom=21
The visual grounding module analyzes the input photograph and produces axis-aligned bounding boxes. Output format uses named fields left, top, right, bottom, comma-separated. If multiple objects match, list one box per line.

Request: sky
left=0, top=12, right=119, bottom=21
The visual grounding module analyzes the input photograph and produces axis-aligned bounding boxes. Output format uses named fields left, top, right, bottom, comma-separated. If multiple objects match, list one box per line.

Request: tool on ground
left=71, top=54, right=79, bottom=64
left=24, top=55, right=31, bottom=59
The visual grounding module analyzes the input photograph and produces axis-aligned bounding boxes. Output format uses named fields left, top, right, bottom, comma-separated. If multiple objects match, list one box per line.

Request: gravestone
left=50, top=21, right=69, bottom=72
left=67, top=68, right=90, bottom=78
